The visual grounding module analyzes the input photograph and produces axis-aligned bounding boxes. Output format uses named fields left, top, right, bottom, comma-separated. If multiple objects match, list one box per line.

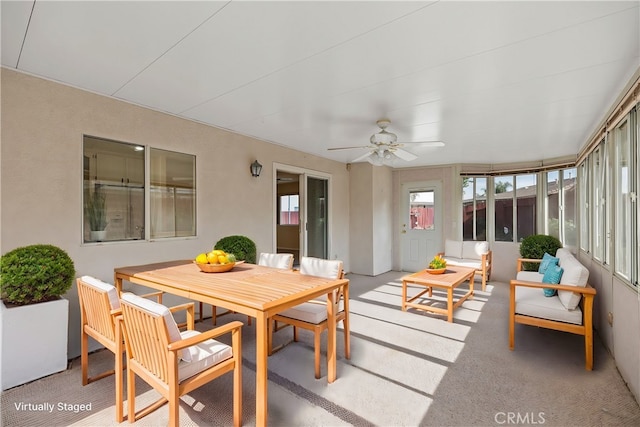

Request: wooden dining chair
left=120, top=293, right=242, bottom=427
left=258, top=252, right=294, bottom=270
left=268, top=257, right=350, bottom=379
left=77, top=276, right=163, bottom=422
left=76, top=276, right=126, bottom=422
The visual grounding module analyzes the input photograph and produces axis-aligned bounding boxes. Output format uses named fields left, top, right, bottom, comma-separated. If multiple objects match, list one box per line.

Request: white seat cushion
left=443, top=257, right=482, bottom=270
left=177, top=330, right=233, bottom=382
left=278, top=302, right=328, bottom=324
left=258, top=253, right=294, bottom=270
left=444, top=239, right=463, bottom=259
left=516, top=286, right=583, bottom=325
left=300, top=257, right=342, bottom=279
left=121, top=293, right=190, bottom=362
left=80, top=275, right=120, bottom=309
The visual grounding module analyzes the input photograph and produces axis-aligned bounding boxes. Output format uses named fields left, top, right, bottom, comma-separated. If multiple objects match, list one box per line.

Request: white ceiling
left=2, top=1, right=639, bottom=168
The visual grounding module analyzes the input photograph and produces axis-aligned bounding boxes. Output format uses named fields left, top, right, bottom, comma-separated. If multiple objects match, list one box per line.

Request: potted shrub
left=214, top=235, right=257, bottom=264
left=1, top=244, right=76, bottom=390
left=85, top=187, right=107, bottom=241
left=519, top=234, right=563, bottom=271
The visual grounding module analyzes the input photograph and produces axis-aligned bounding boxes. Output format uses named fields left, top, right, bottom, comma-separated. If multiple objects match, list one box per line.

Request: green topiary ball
left=519, top=235, right=563, bottom=271
left=214, top=235, right=256, bottom=264
left=1, top=244, right=76, bottom=305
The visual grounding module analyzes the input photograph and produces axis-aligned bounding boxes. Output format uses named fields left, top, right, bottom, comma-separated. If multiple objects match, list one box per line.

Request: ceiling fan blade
left=328, top=145, right=373, bottom=151
left=351, top=151, right=375, bottom=163
left=398, top=141, right=445, bottom=147
left=393, top=148, right=418, bottom=162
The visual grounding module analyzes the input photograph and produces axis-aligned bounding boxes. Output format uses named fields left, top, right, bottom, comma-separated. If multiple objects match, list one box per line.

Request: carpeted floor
left=2, top=271, right=639, bottom=426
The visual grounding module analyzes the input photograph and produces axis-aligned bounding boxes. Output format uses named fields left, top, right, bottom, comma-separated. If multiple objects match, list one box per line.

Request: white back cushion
left=462, top=241, right=489, bottom=260
left=558, top=257, right=589, bottom=310
left=80, top=275, right=120, bottom=309
left=258, top=253, right=294, bottom=270
left=555, top=248, right=573, bottom=267
left=300, top=257, right=342, bottom=279
left=444, top=239, right=463, bottom=259
left=121, top=292, right=190, bottom=362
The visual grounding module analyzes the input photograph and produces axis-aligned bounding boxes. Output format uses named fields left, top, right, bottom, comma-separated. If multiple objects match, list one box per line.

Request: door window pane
left=279, top=195, right=299, bottom=225
left=410, top=190, right=435, bottom=230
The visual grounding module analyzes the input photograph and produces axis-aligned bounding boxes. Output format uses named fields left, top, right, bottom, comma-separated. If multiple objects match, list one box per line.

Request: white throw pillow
left=80, top=276, right=120, bottom=310
left=121, top=293, right=190, bottom=362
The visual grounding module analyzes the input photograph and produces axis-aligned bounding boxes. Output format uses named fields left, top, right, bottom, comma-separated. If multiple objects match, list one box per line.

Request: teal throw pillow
left=542, top=265, right=563, bottom=297
left=538, top=252, right=559, bottom=274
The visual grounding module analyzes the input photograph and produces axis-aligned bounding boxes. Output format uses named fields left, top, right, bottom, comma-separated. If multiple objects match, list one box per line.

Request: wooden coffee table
left=401, top=266, right=475, bottom=322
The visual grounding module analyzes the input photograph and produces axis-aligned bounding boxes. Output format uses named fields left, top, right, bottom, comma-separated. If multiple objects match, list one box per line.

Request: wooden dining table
left=114, top=259, right=349, bottom=427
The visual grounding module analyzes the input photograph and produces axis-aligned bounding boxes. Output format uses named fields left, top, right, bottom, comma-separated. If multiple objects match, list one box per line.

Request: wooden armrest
left=139, top=290, right=163, bottom=302
left=110, top=308, right=123, bottom=317
left=168, top=320, right=243, bottom=352
left=168, top=302, right=195, bottom=314
left=168, top=302, right=195, bottom=330
left=510, top=279, right=597, bottom=295
left=516, top=257, right=542, bottom=272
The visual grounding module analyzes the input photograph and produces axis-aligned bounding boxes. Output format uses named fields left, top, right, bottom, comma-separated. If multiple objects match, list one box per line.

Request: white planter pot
left=1, top=298, right=69, bottom=390
left=90, top=230, right=107, bottom=241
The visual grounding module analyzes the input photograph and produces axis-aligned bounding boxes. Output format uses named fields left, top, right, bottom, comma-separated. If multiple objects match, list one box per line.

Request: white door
left=400, top=181, right=443, bottom=272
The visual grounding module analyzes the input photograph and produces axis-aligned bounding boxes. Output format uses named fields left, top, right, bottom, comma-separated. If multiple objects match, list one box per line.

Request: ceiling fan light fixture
left=367, top=149, right=396, bottom=166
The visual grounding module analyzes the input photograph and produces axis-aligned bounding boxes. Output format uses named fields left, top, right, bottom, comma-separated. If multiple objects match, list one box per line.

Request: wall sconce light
left=250, top=160, right=263, bottom=177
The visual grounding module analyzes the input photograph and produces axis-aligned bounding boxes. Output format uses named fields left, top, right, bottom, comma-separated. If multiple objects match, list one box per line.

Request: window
left=462, top=177, right=487, bottom=240
left=614, top=117, right=634, bottom=281
left=494, top=176, right=514, bottom=242
left=579, top=160, right=590, bottom=252
left=149, top=148, right=196, bottom=239
left=592, top=145, right=607, bottom=262
left=494, top=174, right=537, bottom=242
left=279, top=195, right=299, bottom=225
left=83, top=136, right=196, bottom=243
left=546, top=168, right=577, bottom=247
left=410, top=190, right=435, bottom=230
left=83, top=136, right=145, bottom=243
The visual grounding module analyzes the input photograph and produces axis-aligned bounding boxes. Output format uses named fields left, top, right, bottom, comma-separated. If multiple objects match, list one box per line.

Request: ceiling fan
left=328, top=119, right=444, bottom=165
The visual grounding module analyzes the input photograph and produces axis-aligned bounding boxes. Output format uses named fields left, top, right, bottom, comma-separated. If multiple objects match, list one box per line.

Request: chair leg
left=114, top=350, right=124, bottom=422
left=168, top=384, right=179, bottom=427
left=314, top=330, right=321, bottom=379
left=343, top=315, right=351, bottom=360
left=127, top=364, right=136, bottom=423
left=585, top=329, right=593, bottom=371
left=199, top=302, right=204, bottom=323
left=81, top=331, right=89, bottom=385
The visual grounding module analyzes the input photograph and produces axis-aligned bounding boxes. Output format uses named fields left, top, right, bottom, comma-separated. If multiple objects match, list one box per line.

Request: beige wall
left=0, top=69, right=350, bottom=358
